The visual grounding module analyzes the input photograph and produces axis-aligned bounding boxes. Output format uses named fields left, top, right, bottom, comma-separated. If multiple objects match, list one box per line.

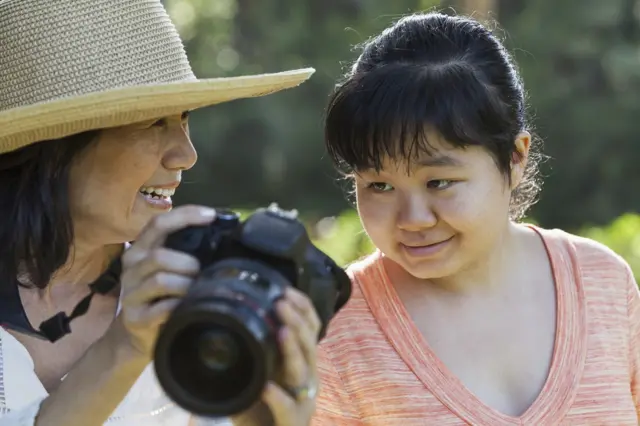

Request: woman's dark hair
left=325, top=12, right=543, bottom=220
left=0, top=131, right=100, bottom=290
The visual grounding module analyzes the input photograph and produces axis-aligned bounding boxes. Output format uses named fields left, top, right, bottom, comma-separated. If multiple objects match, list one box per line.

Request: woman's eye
left=426, top=179, right=454, bottom=190
left=368, top=182, right=394, bottom=192
left=151, top=118, right=168, bottom=128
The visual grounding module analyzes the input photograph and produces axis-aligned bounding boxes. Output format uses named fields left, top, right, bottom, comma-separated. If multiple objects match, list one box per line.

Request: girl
left=313, top=12, right=640, bottom=425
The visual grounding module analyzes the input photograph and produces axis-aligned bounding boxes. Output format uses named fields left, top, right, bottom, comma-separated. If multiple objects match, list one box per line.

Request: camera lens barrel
left=154, top=259, right=286, bottom=417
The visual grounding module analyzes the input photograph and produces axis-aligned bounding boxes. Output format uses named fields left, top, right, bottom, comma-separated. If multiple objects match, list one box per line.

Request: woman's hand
left=231, top=287, right=322, bottom=426
left=107, top=205, right=217, bottom=359
left=33, top=205, right=217, bottom=426
left=104, top=203, right=322, bottom=425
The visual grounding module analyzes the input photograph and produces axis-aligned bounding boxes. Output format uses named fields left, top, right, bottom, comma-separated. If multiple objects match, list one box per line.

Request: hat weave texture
left=0, top=0, right=314, bottom=153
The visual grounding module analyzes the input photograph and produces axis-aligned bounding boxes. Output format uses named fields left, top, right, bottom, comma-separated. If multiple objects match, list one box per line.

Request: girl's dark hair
left=0, top=131, right=100, bottom=290
left=325, top=12, right=543, bottom=220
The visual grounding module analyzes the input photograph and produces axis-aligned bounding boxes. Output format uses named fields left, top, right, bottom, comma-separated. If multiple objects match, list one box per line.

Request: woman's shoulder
left=0, top=327, right=48, bottom=412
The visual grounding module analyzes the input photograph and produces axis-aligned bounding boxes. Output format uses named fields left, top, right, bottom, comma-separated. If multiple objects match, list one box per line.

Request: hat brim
left=0, top=68, right=315, bottom=154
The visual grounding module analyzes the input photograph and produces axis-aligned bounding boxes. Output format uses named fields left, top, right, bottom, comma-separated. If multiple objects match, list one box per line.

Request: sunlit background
left=162, top=0, right=640, bottom=281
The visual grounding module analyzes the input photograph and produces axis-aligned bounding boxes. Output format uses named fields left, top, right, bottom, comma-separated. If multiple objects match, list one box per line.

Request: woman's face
left=355, top=132, right=528, bottom=281
left=68, top=113, right=197, bottom=243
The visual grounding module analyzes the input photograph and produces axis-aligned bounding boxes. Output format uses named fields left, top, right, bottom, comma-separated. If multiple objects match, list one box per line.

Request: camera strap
left=38, top=258, right=122, bottom=342
left=0, top=258, right=124, bottom=343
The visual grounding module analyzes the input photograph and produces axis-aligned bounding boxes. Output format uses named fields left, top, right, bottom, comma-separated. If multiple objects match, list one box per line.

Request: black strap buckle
left=37, top=259, right=122, bottom=342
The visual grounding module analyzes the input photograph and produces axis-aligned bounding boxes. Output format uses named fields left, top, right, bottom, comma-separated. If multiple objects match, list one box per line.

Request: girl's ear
left=510, top=131, right=531, bottom=189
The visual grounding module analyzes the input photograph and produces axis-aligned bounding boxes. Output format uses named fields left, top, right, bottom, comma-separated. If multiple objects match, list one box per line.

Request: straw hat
left=0, top=0, right=315, bottom=154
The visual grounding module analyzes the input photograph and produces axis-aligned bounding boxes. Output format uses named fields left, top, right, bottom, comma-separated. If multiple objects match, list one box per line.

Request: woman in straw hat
left=0, top=0, right=321, bottom=425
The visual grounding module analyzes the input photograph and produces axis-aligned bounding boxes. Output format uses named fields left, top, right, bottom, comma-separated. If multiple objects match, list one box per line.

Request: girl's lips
left=400, top=236, right=454, bottom=258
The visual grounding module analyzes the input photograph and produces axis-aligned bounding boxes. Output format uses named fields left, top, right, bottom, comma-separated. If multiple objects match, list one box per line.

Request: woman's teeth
left=139, top=187, right=175, bottom=199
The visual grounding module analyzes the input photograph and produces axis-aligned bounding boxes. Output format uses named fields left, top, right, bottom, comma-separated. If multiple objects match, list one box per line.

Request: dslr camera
left=153, top=204, right=352, bottom=417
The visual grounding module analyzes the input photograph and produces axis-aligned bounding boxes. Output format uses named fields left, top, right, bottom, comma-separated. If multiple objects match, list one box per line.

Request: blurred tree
left=500, top=0, right=640, bottom=230
left=160, top=0, right=640, bottom=232
left=165, top=0, right=440, bottom=216
left=444, top=0, right=497, bottom=20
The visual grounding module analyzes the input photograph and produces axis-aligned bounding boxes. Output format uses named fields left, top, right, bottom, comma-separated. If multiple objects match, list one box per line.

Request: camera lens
left=169, top=323, right=253, bottom=398
left=196, top=330, right=238, bottom=372
left=154, top=259, right=290, bottom=417
left=154, top=304, right=278, bottom=417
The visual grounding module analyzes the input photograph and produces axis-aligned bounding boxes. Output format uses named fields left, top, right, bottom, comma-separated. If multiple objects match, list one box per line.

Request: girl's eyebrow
left=416, top=154, right=463, bottom=168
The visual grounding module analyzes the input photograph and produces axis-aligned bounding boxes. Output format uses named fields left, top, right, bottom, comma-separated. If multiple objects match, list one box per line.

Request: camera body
left=153, top=204, right=352, bottom=417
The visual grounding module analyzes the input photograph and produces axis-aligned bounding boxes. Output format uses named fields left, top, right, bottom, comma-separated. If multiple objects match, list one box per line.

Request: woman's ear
left=510, top=131, right=531, bottom=189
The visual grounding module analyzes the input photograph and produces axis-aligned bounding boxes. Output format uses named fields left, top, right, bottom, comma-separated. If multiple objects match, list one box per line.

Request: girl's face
left=355, top=132, right=529, bottom=281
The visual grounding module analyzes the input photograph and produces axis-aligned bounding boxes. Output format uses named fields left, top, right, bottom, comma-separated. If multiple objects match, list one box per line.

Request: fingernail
left=279, top=326, right=289, bottom=342
left=199, top=207, right=216, bottom=218
left=262, top=382, right=275, bottom=399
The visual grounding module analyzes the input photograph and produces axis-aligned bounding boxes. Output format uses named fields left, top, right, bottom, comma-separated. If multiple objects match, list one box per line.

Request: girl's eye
left=368, top=182, right=394, bottom=192
left=426, top=179, right=454, bottom=190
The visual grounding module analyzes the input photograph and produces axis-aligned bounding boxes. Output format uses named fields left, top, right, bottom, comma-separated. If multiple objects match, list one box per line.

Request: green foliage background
left=304, top=210, right=640, bottom=284
left=159, top=0, right=640, bottom=284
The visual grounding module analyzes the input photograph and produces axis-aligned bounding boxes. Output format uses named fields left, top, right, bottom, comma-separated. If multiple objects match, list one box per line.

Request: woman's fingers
left=122, top=248, right=200, bottom=283
left=262, top=382, right=310, bottom=426
left=266, top=291, right=321, bottom=426
left=285, top=287, right=322, bottom=339
left=114, top=205, right=218, bottom=358
left=276, top=300, right=313, bottom=372
left=277, top=324, right=309, bottom=390
left=278, top=288, right=322, bottom=369
left=127, top=298, right=182, bottom=327
left=123, top=205, right=215, bottom=264
left=123, top=272, right=193, bottom=305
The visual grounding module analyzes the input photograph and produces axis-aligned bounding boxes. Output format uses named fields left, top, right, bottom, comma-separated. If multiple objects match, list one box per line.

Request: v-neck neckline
left=356, top=226, right=587, bottom=425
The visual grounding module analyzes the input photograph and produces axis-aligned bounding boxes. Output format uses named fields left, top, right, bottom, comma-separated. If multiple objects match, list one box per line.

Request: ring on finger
left=287, top=381, right=318, bottom=402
